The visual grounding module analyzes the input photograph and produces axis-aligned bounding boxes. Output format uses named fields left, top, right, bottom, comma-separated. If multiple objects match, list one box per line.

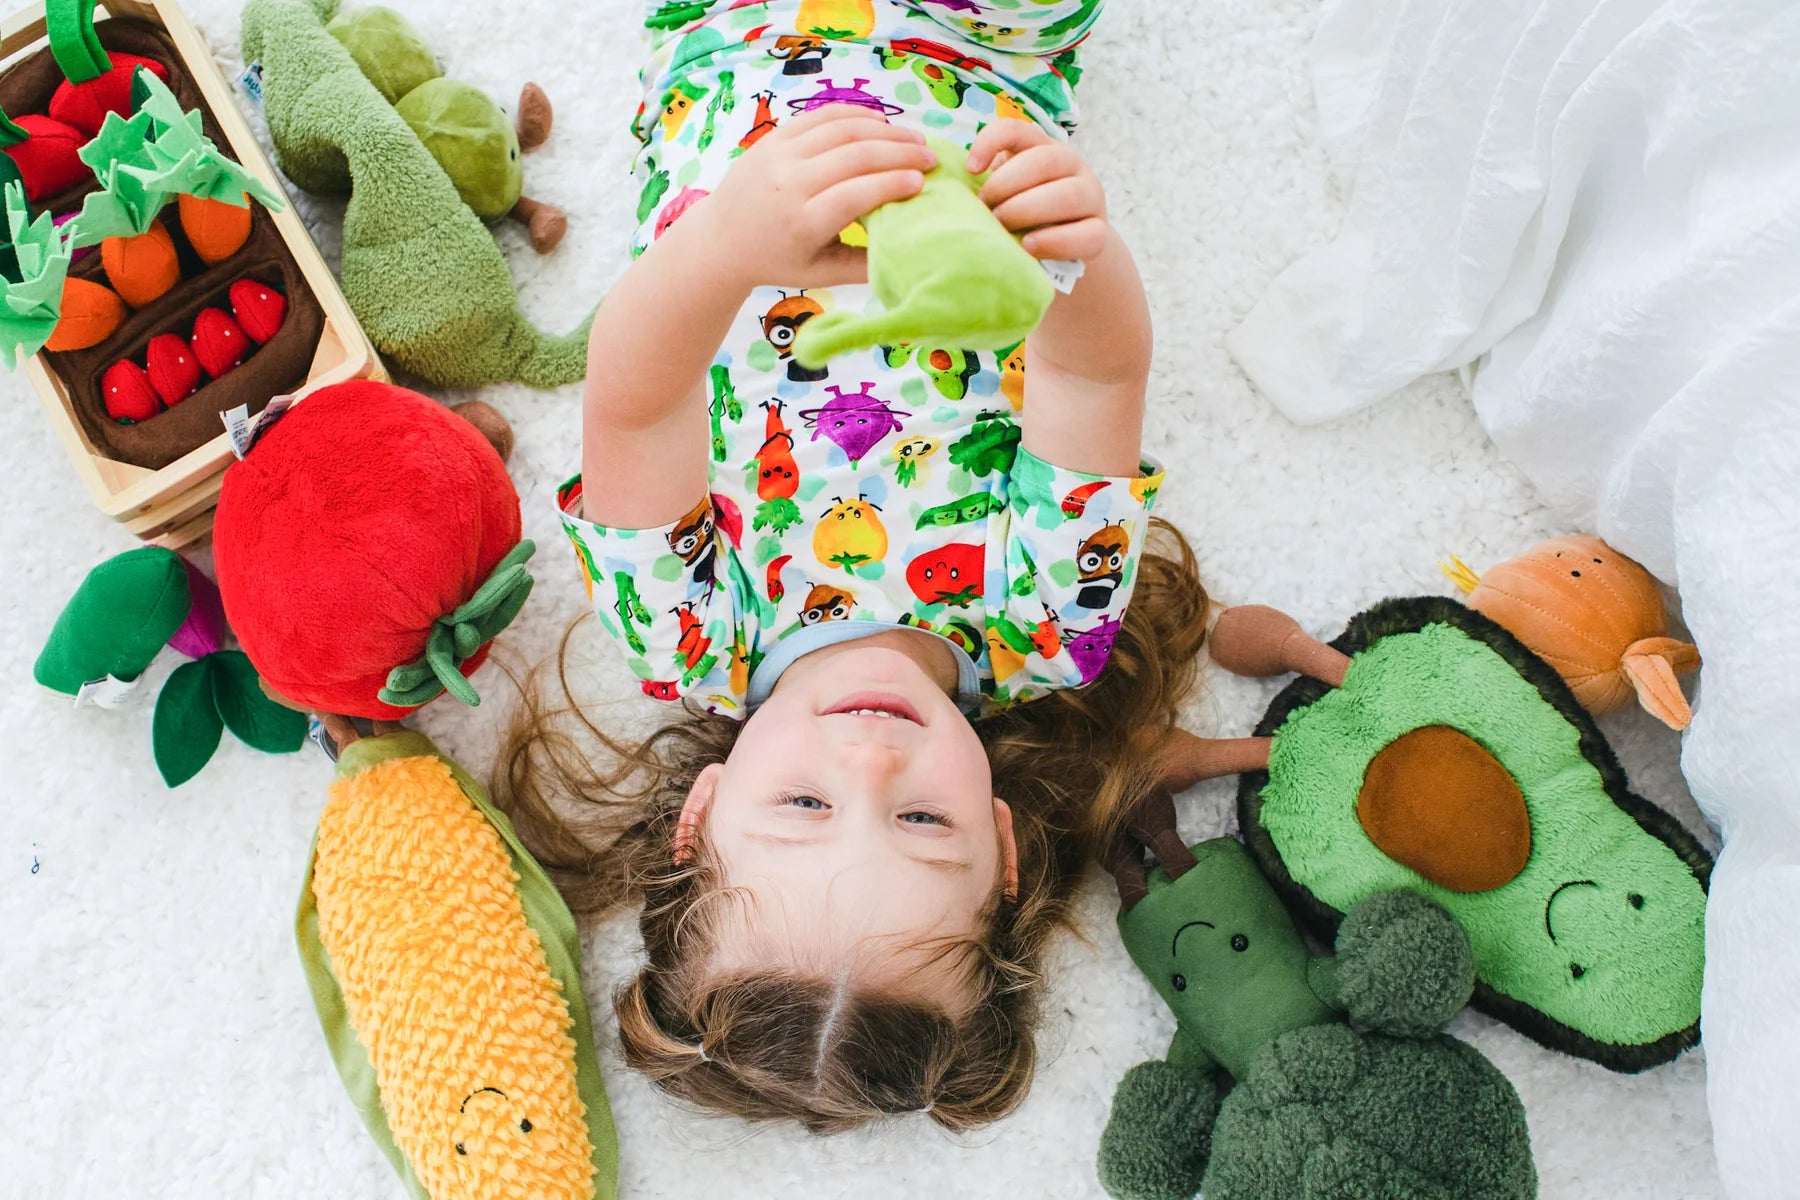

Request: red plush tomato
left=905, top=543, right=984, bottom=608
left=191, top=307, right=250, bottom=377
left=101, top=359, right=159, bottom=423
left=4, top=115, right=89, bottom=201
left=48, top=56, right=171, bottom=137
left=228, top=279, right=287, bottom=344
left=146, top=333, right=204, bottom=406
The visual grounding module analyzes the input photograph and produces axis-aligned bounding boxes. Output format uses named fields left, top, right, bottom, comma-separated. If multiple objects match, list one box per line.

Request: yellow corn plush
left=298, top=733, right=617, bottom=1200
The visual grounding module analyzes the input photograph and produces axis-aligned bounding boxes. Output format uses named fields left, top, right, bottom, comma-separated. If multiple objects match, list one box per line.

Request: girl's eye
left=783, top=794, right=828, bottom=811
left=900, top=810, right=949, bottom=826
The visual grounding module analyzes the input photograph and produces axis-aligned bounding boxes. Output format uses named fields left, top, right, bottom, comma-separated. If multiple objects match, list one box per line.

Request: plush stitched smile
left=1544, top=879, right=1597, bottom=941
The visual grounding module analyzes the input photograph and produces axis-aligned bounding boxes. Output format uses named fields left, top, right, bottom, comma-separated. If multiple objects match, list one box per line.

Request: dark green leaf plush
left=210, top=650, right=307, bottom=753
left=153, top=658, right=224, bottom=787
left=35, top=548, right=192, bottom=695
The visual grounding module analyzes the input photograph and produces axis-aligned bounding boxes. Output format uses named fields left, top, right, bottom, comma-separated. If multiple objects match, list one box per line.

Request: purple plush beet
left=168, top=559, right=227, bottom=659
left=53, top=211, right=94, bottom=262
left=801, top=383, right=910, bottom=465
left=1065, top=615, right=1122, bottom=684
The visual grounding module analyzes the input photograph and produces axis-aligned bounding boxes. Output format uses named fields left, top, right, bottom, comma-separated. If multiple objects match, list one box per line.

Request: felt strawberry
left=101, top=358, right=159, bottom=422
left=48, top=55, right=172, bottom=138
left=146, top=333, right=205, bottom=406
left=191, top=306, right=249, bottom=377
left=228, top=279, right=287, bottom=344
left=3, top=115, right=90, bottom=202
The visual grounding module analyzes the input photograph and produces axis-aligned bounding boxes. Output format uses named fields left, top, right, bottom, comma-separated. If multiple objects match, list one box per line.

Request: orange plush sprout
left=1444, top=535, right=1700, bottom=730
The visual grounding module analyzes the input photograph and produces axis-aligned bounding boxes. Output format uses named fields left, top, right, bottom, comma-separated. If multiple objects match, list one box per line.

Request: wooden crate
left=2, top=0, right=383, bottom=548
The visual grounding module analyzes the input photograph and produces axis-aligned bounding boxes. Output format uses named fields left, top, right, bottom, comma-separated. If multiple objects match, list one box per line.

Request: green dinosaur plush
left=243, top=0, right=589, bottom=388
left=1096, top=790, right=1537, bottom=1200
left=791, top=133, right=1052, bottom=369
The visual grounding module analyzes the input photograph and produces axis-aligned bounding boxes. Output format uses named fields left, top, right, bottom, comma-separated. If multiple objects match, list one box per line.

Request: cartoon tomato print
left=906, top=543, right=984, bottom=608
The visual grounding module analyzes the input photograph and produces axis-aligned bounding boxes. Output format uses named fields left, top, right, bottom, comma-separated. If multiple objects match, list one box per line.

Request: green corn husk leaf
left=70, top=107, right=169, bottom=245
left=0, top=182, right=73, bottom=369
left=132, top=70, right=284, bottom=211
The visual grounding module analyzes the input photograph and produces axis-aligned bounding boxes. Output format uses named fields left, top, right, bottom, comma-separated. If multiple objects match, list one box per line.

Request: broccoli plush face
left=1118, top=839, right=1333, bottom=1078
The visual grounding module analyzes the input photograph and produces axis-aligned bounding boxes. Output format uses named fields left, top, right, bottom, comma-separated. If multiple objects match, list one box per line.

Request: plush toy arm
left=1096, top=1059, right=1223, bottom=1200
left=1311, top=890, right=1475, bottom=1038
left=1300, top=1139, right=1444, bottom=1200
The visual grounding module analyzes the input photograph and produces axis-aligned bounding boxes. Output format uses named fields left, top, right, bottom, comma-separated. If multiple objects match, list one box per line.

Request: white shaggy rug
left=0, top=0, right=1724, bottom=1196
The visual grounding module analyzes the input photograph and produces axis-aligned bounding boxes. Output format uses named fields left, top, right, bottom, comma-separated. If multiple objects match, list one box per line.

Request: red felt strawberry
left=4, top=115, right=89, bottom=202
left=48, top=56, right=172, bottom=138
left=101, top=359, right=160, bottom=423
left=146, top=333, right=205, bottom=406
left=191, top=307, right=250, bottom=377
left=228, top=280, right=287, bottom=344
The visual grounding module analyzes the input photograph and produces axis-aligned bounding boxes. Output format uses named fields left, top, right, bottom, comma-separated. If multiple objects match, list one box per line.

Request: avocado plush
left=1096, top=788, right=1536, bottom=1200
left=1214, top=598, right=1713, bottom=1072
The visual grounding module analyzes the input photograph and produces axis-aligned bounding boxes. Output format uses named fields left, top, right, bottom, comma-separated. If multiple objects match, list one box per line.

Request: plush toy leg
left=1097, top=1060, right=1223, bottom=1200
left=1210, top=605, right=1351, bottom=687
left=452, top=400, right=516, bottom=463
left=1312, top=890, right=1475, bottom=1037
left=516, top=82, right=552, bottom=150
left=1157, top=729, right=1272, bottom=792
left=509, top=196, right=568, bottom=254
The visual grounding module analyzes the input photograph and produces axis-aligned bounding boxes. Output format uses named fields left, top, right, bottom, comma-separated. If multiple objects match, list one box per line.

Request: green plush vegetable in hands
left=0, top=182, right=72, bottom=367
left=792, top=133, right=1052, bottom=369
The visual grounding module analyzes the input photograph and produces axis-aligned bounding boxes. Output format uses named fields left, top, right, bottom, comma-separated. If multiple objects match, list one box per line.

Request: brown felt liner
left=44, top=202, right=324, bottom=468
left=2, top=18, right=325, bottom=470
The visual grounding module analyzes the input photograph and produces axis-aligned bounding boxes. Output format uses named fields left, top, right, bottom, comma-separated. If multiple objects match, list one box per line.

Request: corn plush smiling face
left=312, top=753, right=596, bottom=1200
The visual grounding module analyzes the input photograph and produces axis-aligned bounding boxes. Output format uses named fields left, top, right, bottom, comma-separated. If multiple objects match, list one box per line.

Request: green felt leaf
left=133, top=70, right=285, bottom=211
left=0, top=183, right=73, bottom=368
left=209, top=651, right=307, bottom=754
left=153, top=659, right=224, bottom=788
left=70, top=108, right=166, bottom=244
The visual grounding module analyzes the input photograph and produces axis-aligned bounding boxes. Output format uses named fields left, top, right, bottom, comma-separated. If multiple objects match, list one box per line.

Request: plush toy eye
left=455, top=1143, right=467, bottom=1156
left=1628, top=893, right=1645, bottom=909
left=1170, top=974, right=1187, bottom=992
left=519, top=1118, right=532, bottom=1134
left=1570, top=963, right=1586, bottom=979
left=1230, top=934, right=1249, bottom=952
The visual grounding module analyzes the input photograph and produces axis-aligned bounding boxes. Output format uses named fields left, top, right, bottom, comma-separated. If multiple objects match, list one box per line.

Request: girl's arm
left=582, top=107, right=937, bottom=529
left=968, top=123, right=1150, bottom=478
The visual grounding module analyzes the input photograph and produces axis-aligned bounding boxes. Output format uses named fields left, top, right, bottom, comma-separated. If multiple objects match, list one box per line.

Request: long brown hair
left=493, top=517, right=1209, bottom=1133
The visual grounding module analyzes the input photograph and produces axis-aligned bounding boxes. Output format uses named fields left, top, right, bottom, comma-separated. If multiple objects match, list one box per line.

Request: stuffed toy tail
left=1621, top=636, right=1701, bottom=730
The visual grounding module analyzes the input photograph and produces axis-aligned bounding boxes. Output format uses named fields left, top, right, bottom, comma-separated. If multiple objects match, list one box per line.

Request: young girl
left=499, top=0, right=1215, bottom=1132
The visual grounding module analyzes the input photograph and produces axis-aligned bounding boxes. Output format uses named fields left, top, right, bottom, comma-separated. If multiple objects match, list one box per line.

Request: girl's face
left=681, top=631, right=1017, bottom=1011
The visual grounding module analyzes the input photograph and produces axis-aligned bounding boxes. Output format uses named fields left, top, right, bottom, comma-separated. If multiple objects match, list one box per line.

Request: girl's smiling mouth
left=821, top=692, right=925, bottom=725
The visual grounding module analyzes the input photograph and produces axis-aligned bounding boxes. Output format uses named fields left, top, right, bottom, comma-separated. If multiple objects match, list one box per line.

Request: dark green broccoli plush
left=1098, top=786, right=1537, bottom=1200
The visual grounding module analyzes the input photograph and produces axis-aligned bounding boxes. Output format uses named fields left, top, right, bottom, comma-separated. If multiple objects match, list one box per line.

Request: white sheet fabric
left=1227, top=1, right=1800, bottom=1194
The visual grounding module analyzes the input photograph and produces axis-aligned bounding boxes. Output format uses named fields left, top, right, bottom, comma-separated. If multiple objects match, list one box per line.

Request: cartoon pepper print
left=709, top=364, right=742, bottom=463
left=801, top=382, right=910, bottom=468
left=814, top=497, right=888, bottom=575
left=750, top=399, right=803, bottom=533
left=672, top=601, right=713, bottom=671
left=613, top=572, right=653, bottom=655
left=735, top=90, right=779, bottom=156
left=698, top=69, right=736, bottom=152
left=906, top=543, right=984, bottom=608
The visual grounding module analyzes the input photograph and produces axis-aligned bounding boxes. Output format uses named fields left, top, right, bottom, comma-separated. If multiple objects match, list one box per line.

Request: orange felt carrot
left=178, top=192, right=252, bottom=265
left=100, top=218, right=180, bottom=308
left=45, top=276, right=126, bottom=351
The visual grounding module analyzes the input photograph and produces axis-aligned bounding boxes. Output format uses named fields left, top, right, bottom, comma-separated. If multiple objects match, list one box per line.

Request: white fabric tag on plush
left=223, top=394, right=295, bottom=459
left=239, top=62, right=264, bottom=106
left=1040, top=258, right=1086, bottom=294
left=75, top=674, right=141, bottom=710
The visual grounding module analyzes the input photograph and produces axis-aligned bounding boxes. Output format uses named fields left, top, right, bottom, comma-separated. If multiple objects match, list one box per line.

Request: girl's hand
left=700, top=105, right=937, bottom=289
left=967, top=120, right=1109, bottom=262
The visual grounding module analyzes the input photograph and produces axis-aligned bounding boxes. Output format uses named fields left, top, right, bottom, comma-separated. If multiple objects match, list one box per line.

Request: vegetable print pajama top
left=559, top=0, right=1166, bottom=718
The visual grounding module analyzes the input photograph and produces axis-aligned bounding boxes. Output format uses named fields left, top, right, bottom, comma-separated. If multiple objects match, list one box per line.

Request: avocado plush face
left=1242, top=598, right=1712, bottom=1071
left=1119, top=838, right=1336, bottom=1079
left=396, top=78, right=525, bottom=220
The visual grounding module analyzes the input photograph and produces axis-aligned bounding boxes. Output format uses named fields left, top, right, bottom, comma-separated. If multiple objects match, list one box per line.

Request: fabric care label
left=223, top=394, right=296, bottom=459
left=239, top=62, right=264, bottom=107
left=1040, top=259, right=1086, bottom=294
left=75, top=674, right=141, bottom=710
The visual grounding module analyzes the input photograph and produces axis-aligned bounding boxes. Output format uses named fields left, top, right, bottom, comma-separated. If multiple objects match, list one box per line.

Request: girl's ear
left=676, top=763, right=724, bottom=865
left=993, top=797, right=1020, bottom=903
